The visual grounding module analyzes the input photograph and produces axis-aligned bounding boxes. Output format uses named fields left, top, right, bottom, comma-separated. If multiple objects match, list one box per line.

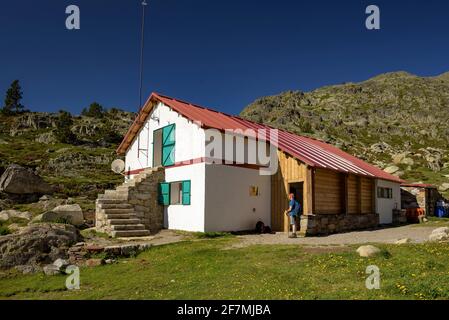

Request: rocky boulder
left=356, top=245, right=381, bottom=257
left=0, top=164, right=53, bottom=195
left=0, top=223, right=80, bottom=271
left=439, top=183, right=449, bottom=192
left=383, top=165, right=400, bottom=174
left=395, top=238, right=411, bottom=245
left=0, top=209, right=32, bottom=222
left=33, top=206, right=84, bottom=226
left=428, top=227, right=449, bottom=242
left=38, top=204, right=84, bottom=226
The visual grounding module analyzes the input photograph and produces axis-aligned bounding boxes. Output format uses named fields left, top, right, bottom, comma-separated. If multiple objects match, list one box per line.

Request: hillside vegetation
left=241, top=71, right=449, bottom=197
left=0, top=109, right=134, bottom=199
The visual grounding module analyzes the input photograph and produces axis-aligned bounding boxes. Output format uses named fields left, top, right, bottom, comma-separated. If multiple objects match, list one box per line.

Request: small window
left=158, top=180, right=191, bottom=206
left=170, top=182, right=183, bottom=205
left=153, top=124, right=176, bottom=168
left=377, top=187, right=393, bottom=199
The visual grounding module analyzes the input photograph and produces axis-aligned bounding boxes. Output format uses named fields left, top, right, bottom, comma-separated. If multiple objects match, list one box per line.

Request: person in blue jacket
left=285, top=193, right=301, bottom=238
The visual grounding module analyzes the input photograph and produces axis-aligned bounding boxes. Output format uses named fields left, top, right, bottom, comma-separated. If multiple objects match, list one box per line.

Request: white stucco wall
left=125, top=102, right=206, bottom=175
left=204, top=164, right=271, bottom=232
left=375, top=179, right=401, bottom=224
left=164, top=163, right=206, bottom=232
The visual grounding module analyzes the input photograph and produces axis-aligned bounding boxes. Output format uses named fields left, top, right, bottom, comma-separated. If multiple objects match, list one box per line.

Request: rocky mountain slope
left=0, top=110, right=134, bottom=201
left=241, top=71, right=449, bottom=197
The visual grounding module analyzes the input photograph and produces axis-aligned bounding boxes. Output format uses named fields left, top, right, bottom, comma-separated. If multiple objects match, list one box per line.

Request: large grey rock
left=0, top=223, right=80, bottom=270
left=432, top=227, right=449, bottom=235
left=53, top=258, right=70, bottom=270
left=0, top=209, right=32, bottom=222
left=35, top=132, right=57, bottom=144
left=383, top=166, right=400, bottom=174
left=0, top=164, right=53, bottom=195
left=40, top=204, right=84, bottom=226
left=43, top=264, right=61, bottom=276
left=356, top=245, right=381, bottom=257
left=395, top=238, right=411, bottom=245
left=429, top=232, right=449, bottom=242
left=428, top=227, right=449, bottom=242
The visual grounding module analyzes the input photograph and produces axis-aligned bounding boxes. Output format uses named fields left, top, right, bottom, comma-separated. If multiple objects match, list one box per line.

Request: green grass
left=412, top=217, right=449, bottom=228
left=1, top=239, right=449, bottom=300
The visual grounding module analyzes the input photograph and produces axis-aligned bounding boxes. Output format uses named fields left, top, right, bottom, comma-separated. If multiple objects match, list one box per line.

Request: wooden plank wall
left=361, top=177, right=374, bottom=214
left=271, top=151, right=376, bottom=231
left=313, top=170, right=375, bottom=215
left=347, top=175, right=359, bottom=214
left=271, top=151, right=312, bottom=232
left=314, top=169, right=344, bottom=214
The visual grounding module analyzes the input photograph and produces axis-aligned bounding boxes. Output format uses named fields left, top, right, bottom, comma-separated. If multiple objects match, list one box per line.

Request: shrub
left=0, top=225, right=11, bottom=236
left=82, top=102, right=105, bottom=118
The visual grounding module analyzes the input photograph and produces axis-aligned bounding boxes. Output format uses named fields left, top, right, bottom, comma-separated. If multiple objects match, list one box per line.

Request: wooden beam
left=343, top=174, right=349, bottom=214
left=357, top=176, right=362, bottom=213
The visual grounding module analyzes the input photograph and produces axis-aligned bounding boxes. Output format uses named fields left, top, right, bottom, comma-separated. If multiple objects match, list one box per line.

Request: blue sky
left=0, top=0, right=448, bottom=115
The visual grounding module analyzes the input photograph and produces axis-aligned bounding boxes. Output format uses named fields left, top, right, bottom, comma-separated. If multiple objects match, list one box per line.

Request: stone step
left=99, top=203, right=133, bottom=210
left=111, top=230, right=151, bottom=238
left=102, top=208, right=134, bottom=215
left=108, top=218, right=141, bottom=225
left=103, top=194, right=128, bottom=200
left=105, top=213, right=137, bottom=220
left=116, top=186, right=131, bottom=192
left=97, top=199, right=127, bottom=205
left=111, top=224, right=147, bottom=231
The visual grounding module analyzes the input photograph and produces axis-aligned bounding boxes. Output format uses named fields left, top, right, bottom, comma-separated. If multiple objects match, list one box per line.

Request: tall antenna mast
left=138, top=0, right=148, bottom=114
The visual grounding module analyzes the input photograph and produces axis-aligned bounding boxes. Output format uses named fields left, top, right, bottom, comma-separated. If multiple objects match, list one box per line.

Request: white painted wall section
left=125, top=102, right=206, bottom=175
left=204, top=164, right=271, bottom=232
left=375, top=179, right=401, bottom=224
left=164, top=163, right=206, bottom=232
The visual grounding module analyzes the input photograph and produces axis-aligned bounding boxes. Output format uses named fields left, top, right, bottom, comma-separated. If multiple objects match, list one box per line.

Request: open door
left=283, top=182, right=304, bottom=232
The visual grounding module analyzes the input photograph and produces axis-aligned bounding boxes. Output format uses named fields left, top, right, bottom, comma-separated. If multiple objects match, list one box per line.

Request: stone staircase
left=95, top=167, right=165, bottom=238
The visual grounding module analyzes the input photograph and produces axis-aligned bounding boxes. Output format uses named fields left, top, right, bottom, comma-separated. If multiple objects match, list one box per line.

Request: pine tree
left=55, top=110, right=78, bottom=144
left=81, top=102, right=104, bottom=118
left=2, top=80, right=25, bottom=115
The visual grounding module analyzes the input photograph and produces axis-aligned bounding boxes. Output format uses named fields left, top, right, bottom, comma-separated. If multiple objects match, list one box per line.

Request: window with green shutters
left=182, top=180, right=191, bottom=205
left=158, top=182, right=170, bottom=205
left=162, top=124, right=175, bottom=166
left=153, top=124, right=176, bottom=168
left=158, top=180, right=191, bottom=206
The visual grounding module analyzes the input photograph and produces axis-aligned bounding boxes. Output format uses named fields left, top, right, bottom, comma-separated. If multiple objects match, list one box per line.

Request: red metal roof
left=401, top=183, right=436, bottom=189
left=117, top=92, right=403, bottom=183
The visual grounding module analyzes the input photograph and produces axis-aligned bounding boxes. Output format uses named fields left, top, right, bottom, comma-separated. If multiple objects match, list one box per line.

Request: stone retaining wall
left=127, top=168, right=165, bottom=233
left=299, top=213, right=379, bottom=236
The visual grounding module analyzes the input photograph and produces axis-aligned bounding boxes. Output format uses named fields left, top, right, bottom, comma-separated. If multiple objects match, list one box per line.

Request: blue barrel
left=436, top=206, right=445, bottom=218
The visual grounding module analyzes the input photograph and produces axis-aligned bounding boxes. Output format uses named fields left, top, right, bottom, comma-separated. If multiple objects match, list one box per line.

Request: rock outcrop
left=0, top=209, right=32, bottom=222
left=356, top=245, right=381, bottom=257
left=0, top=164, right=53, bottom=195
left=428, top=227, right=449, bottom=242
left=38, top=204, right=84, bottom=226
left=0, top=223, right=80, bottom=271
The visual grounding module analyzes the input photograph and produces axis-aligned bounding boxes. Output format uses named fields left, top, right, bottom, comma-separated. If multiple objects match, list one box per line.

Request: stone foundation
left=299, top=213, right=379, bottom=236
left=95, top=167, right=165, bottom=237
left=127, top=168, right=165, bottom=232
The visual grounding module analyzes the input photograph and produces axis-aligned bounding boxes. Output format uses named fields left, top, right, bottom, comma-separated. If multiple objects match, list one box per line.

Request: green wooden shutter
left=162, top=124, right=175, bottom=166
left=158, top=182, right=170, bottom=205
left=182, top=180, right=191, bottom=205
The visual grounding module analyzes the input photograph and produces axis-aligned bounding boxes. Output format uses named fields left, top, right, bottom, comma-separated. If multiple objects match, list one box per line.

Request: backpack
left=293, top=200, right=301, bottom=216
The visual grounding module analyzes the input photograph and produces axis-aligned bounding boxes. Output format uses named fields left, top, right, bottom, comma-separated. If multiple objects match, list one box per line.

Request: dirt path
left=229, top=225, right=437, bottom=248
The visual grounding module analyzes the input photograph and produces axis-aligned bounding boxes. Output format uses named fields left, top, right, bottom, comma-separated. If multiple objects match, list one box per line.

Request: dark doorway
left=289, top=182, right=304, bottom=215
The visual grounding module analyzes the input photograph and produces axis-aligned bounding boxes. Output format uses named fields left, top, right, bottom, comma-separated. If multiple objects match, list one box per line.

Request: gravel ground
left=229, top=225, right=438, bottom=248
